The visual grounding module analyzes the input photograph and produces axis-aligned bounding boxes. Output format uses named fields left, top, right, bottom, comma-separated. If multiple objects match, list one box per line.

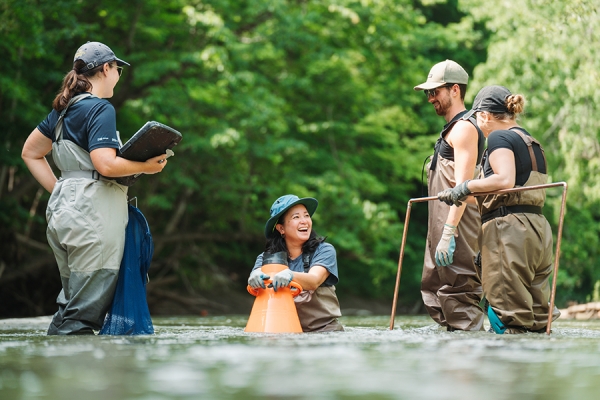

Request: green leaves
left=3, top=0, right=540, bottom=309
left=464, top=0, right=600, bottom=303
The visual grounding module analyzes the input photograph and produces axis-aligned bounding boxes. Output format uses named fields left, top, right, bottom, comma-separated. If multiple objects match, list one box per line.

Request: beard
left=432, top=93, right=453, bottom=116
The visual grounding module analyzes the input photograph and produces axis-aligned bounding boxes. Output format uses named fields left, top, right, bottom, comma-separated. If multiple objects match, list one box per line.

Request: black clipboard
left=115, top=121, right=182, bottom=186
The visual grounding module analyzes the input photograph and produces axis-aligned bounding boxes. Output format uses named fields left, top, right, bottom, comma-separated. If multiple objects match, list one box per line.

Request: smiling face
left=275, top=204, right=312, bottom=246
left=428, top=85, right=454, bottom=117
left=104, top=62, right=121, bottom=98
left=89, top=62, right=120, bottom=99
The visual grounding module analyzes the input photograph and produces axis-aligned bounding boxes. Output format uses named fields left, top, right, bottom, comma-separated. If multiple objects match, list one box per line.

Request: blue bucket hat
left=264, top=195, right=318, bottom=238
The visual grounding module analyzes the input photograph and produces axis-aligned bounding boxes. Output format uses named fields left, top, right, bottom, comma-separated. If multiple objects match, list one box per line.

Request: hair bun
left=506, top=94, right=525, bottom=115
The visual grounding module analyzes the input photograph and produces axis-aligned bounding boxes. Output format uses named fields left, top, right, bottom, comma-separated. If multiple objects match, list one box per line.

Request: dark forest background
left=2, top=0, right=599, bottom=318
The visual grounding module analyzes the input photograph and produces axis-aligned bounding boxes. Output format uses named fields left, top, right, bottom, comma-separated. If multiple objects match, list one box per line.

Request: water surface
left=1, top=315, right=600, bottom=399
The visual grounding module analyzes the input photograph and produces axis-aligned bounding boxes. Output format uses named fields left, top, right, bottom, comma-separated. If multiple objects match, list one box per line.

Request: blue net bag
left=100, top=204, right=154, bottom=335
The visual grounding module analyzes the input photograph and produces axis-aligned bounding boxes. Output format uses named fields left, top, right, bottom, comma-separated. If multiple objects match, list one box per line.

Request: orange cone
left=244, top=263, right=303, bottom=333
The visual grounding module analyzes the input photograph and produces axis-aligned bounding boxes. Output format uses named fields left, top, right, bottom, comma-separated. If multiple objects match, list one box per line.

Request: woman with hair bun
left=21, top=41, right=169, bottom=335
left=438, top=85, right=560, bottom=334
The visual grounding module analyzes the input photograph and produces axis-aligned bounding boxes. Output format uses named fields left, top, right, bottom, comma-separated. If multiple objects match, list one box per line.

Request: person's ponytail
left=51, top=60, right=100, bottom=111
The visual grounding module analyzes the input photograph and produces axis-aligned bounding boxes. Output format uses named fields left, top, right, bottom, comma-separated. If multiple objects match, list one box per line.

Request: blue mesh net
left=100, top=205, right=154, bottom=335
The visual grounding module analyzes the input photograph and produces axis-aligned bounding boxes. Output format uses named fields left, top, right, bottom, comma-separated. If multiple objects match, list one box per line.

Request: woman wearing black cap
left=21, top=42, right=169, bottom=335
left=438, top=85, right=560, bottom=334
left=248, top=194, right=343, bottom=332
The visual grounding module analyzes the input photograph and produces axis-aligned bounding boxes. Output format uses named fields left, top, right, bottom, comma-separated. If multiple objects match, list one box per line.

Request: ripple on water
left=1, top=316, right=600, bottom=399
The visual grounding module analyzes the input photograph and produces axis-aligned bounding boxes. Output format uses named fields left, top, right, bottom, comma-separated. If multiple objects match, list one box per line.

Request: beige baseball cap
left=414, top=60, right=469, bottom=91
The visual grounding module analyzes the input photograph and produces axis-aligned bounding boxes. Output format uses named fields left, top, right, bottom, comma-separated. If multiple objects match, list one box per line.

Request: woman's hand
left=91, top=148, right=169, bottom=177
left=271, top=269, right=294, bottom=292
left=143, top=154, right=169, bottom=174
left=438, top=180, right=471, bottom=206
left=248, top=269, right=270, bottom=289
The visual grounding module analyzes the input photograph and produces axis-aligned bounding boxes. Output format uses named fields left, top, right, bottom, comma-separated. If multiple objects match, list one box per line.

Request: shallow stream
left=1, top=315, right=600, bottom=399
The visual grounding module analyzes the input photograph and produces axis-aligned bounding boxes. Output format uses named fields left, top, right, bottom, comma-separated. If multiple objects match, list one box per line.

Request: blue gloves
left=248, top=269, right=270, bottom=289
left=435, top=224, right=457, bottom=266
left=487, top=305, right=506, bottom=334
left=271, top=269, right=294, bottom=292
left=438, top=180, right=472, bottom=207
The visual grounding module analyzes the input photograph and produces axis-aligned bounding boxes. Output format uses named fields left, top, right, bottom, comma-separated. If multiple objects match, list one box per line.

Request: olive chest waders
left=477, top=128, right=560, bottom=332
left=294, top=252, right=344, bottom=332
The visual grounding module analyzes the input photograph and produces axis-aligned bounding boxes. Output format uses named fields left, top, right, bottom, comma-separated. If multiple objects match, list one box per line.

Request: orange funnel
left=244, top=263, right=303, bottom=333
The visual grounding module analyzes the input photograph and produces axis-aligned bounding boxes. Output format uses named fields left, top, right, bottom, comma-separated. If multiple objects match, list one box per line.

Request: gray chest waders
left=46, top=94, right=129, bottom=335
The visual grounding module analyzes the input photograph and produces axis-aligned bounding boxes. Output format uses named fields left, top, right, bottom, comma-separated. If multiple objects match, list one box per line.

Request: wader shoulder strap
left=430, top=120, right=458, bottom=171
left=54, top=93, right=94, bottom=142
left=466, top=114, right=485, bottom=165
left=430, top=110, right=478, bottom=171
left=509, top=127, right=546, bottom=172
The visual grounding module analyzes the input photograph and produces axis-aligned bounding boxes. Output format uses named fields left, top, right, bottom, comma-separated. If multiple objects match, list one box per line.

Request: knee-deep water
left=1, top=315, right=600, bottom=399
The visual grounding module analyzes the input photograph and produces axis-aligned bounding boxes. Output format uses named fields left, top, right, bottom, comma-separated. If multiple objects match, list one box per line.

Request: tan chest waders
left=477, top=128, right=560, bottom=331
left=421, top=114, right=485, bottom=331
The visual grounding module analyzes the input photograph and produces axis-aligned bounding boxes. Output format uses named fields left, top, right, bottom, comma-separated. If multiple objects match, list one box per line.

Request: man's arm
left=445, top=120, right=479, bottom=225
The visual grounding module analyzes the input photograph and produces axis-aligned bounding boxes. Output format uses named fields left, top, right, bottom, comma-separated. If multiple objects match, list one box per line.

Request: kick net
left=100, top=204, right=154, bottom=335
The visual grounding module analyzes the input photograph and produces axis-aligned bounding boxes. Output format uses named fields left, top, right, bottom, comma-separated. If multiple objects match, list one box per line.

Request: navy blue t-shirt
left=37, top=94, right=121, bottom=152
left=483, top=128, right=546, bottom=186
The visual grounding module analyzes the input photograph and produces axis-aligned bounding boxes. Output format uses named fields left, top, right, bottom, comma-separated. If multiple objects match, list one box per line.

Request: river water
left=1, top=315, right=600, bottom=399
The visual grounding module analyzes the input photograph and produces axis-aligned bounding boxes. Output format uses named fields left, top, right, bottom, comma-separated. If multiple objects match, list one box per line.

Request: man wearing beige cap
left=413, top=60, right=485, bottom=331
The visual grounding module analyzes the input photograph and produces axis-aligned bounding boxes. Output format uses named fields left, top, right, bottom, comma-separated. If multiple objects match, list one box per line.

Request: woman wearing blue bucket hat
left=248, top=194, right=344, bottom=332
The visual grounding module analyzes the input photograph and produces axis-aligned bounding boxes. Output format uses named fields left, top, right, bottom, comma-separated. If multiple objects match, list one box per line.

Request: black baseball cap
left=472, top=85, right=511, bottom=113
left=463, top=85, right=512, bottom=120
left=73, top=41, right=130, bottom=73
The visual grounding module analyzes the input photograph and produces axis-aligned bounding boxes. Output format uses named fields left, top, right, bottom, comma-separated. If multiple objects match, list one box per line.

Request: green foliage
left=18, top=0, right=600, bottom=317
left=461, top=0, right=600, bottom=305
left=590, top=280, right=600, bottom=303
